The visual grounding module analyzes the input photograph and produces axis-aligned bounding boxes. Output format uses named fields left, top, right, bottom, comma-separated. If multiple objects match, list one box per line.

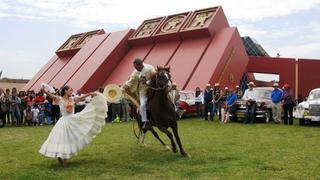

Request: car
left=232, top=87, right=273, bottom=123
left=178, top=91, right=204, bottom=117
left=294, top=88, right=320, bottom=125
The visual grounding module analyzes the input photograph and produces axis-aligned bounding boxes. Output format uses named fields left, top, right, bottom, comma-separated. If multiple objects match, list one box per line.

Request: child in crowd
left=24, top=106, right=33, bottom=126
left=31, top=105, right=40, bottom=126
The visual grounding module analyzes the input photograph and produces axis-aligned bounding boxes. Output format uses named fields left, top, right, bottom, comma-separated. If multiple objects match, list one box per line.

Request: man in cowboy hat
left=204, top=83, right=214, bottom=121
left=122, top=58, right=156, bottom=130
left=243, top=81, right=257, bottom=124
left=271, top=82, right=283, bottom=123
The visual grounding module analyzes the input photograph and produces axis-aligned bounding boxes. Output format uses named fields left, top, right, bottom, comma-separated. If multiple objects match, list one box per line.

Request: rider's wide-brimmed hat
left=103, top=84, right=122, bottom=103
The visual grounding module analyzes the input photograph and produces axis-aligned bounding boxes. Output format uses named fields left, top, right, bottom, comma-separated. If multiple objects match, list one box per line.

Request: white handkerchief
left=41, top=83, right=56, bottom=93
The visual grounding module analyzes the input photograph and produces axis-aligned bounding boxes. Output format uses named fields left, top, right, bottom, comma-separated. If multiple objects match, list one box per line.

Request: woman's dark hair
left=195, top=87, right=201, bottom=97
left=60, top=85, right=71, bottom=97
left=18, top=91, right=24, bottom=97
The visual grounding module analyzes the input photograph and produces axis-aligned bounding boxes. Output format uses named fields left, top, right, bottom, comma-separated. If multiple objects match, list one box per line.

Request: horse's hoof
left=164, top=145, right=171, bottom=151
left=182, top=152, right=191, bottom=158
left=137, top=141, right=147, bottom=147
left=138, top=133, right=145, bottom=144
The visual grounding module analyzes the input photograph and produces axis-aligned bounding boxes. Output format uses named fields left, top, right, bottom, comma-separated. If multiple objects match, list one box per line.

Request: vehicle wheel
left=264, top=111, right=271, bottom=123
left=230, top=115, right=238, bottom=122
left=299, top=118, right=305, bottom=126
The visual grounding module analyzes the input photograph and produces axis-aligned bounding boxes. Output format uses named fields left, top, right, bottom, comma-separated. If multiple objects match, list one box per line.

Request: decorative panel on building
left=56, top=29, right=105, bottom=57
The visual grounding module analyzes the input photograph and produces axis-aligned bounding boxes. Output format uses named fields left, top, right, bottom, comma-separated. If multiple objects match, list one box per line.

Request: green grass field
left=0, top=119, right=320, bottom=179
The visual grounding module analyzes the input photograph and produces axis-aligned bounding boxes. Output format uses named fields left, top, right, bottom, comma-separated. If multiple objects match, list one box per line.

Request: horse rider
left=122, top=58, right=156, bottom=131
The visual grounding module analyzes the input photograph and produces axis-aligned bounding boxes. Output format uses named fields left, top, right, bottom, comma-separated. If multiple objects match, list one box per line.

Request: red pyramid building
left=24, top=6, right=249, bottom=92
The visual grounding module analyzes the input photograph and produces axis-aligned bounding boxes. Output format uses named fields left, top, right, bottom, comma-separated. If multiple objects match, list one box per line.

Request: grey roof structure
left=241, top=36, right=269, bottom=57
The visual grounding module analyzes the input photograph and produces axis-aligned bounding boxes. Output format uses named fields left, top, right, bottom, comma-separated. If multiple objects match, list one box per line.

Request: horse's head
left=156, top=66, right=171, bottom=89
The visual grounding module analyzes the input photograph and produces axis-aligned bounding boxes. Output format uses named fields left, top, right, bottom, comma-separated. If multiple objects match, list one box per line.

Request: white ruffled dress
left=39, top=93, right=107, bottom=159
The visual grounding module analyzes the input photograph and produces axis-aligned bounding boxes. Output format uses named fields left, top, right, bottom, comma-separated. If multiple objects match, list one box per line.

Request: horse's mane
left=157, top=66, right=170, bottom=73
left=149, top=66, right=170, bottom=82
left=146, top=66, right=170, bottom=100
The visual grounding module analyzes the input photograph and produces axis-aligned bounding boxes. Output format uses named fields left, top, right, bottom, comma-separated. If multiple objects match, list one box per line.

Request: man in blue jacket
left=222, top=88, right=238, bottom=123
left=271, top=82, right=283, bottom=123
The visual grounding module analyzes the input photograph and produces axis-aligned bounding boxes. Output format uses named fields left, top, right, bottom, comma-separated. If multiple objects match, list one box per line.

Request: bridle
left=146, top=71, right=172, bottom=91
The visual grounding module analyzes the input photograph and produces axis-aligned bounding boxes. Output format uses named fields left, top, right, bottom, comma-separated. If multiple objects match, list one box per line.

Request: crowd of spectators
left=0, top=81, right=296, bottom=127
left=0, top=87, right=134, bottom=128
left=197, top=83, right=241, bottom=123
left=193, top=81, right=295, bottom=125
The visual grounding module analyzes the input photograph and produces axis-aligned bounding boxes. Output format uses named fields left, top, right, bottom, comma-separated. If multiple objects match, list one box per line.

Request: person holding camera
left=9, top=88, right=21, bottom=125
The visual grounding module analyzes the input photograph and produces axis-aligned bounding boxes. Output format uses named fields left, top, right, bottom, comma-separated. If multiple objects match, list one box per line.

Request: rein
left=146, top=84, right=168, bottom=91
left=146, top=74, right=172, bottom=91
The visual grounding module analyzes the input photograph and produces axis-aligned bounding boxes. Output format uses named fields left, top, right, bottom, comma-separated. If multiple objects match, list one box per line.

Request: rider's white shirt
left=125, top=63, right=156, bottom=96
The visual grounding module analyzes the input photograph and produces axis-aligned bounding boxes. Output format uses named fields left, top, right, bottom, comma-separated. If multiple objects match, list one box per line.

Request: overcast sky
left=0, top=0, right=320, bottom=79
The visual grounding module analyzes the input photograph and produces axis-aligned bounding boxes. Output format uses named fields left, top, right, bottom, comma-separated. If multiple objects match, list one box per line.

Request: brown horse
left=143, top=66, right=189, bottom=157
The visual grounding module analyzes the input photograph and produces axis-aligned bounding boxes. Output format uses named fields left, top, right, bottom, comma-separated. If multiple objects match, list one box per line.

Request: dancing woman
left=39, top=85, right=107, bottom=167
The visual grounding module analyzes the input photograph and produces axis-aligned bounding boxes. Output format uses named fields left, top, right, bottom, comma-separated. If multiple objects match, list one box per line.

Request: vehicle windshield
left=180, top=93, right=194, bottom=100
left=308, top=91, right=320, bottom=100
left=255, top=89, right=272, bottom=99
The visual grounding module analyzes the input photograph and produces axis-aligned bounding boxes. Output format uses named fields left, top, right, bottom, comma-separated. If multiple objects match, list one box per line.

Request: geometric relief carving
left=160, top=15, right=186, bottom=33
left=130, top=17, right=163, bottom=40
left=74, top=34, right=94, bottom=48
left=190, top=12, right=212, bottom=28
left=135, top=21, right=159, bottom=38
left=56, top=29, right=103, bottom=57
left=60, top=35, right=83, bottom=51
left=184, top=8, right=217, bottom=31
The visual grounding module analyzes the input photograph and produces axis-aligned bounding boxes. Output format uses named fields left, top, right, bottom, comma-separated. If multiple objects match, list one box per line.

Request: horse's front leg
left=150, top=128, right=171, bottom=151
left=172, top=125, right=190, bottom=158
left=158, top=126, right=177, bottom=153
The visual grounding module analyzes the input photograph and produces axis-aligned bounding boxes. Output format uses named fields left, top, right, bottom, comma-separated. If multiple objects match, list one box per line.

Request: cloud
left=0, top=0, right=319, bottom=80
left=0, top=0, right=9, bottom=10
left=236, top=24, right=267, bottom=38
left=0, top=50, right=46, bottom=79
left=267, top=41, right=320, bottom=59
left=1, top=0, right=320, bottom=29
left=222, top=0, right=320, bottom=21
left=308, top=21, right=320, bottom=33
